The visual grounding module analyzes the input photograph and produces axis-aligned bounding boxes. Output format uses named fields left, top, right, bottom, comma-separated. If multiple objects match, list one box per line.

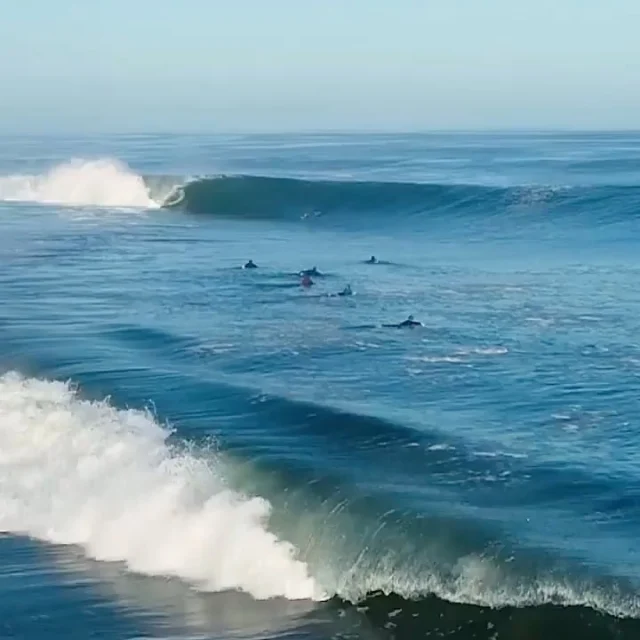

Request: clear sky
left=1, top=0, right=639, bottom=133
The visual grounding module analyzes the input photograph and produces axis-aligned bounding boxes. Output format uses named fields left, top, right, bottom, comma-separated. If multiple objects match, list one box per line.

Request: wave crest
left=0, top=371, right=322, bottom=601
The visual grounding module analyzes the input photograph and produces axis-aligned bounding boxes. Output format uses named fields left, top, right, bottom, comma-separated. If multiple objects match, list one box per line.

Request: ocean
left=0, top=132, right=639, bottom=639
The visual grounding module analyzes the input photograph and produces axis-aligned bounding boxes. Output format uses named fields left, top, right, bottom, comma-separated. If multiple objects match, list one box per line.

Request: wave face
left=163, top=174, right=640, bottom=228
left=165, top=174, right=508, bottom=221
left=0, top=159, right=161, bottom=209
left=164, top=174, right=499, bottom=216
left=0, top=372, right=321, bottom=601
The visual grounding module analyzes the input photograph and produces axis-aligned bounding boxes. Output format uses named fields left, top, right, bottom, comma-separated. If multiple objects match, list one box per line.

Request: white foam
left=427, top=443, right=455, bottom=451
left=456, top=346, right=508, bottom=356
left=0, top=372, right=322, bottom=601
left=406, top=355, right=464, bottom=364
left=0, top=158, right=159, bottom=209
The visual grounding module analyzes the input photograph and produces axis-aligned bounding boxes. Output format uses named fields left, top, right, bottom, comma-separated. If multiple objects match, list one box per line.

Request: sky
left=1, top=0, right=639, bottom=133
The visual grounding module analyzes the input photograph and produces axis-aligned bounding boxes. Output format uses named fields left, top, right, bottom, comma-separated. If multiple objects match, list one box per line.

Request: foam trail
left=0, top=372, right=322, bottom=601
left=0, top=159, right=159, bottom=208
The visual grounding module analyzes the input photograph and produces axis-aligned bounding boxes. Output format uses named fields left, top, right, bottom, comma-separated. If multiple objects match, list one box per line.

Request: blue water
left=1, top=133, right=640, bottom=639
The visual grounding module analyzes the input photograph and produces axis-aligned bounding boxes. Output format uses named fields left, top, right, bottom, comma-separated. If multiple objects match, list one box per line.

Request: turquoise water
left=1, top=133, right=640, bottom=639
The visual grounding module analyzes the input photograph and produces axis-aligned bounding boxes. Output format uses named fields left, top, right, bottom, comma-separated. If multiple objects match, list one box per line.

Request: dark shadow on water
left=11, top=537, right=640, bottom=640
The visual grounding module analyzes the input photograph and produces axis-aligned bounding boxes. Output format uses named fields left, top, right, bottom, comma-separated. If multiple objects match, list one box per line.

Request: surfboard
left=162, top=187, right=185, bottom=208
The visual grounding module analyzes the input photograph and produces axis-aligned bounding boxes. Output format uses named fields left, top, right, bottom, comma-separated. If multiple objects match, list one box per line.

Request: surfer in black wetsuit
left=366, top=255, right=377, bottom=264
left=300, top=266, right=321, bottom=277
left=244, top=259, right=257, bottom=269
left=397, top=315, right=422, bottom=327
left=338, top=284, right=353, bottom=296
left=382, top=315, right=422, bottom=328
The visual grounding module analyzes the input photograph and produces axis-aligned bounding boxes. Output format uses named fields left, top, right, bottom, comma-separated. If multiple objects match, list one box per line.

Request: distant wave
left=161, top=173, right=506, bottom=219
left=2, top=158, right=640, bottom=226
left=162, top=174, right=640, bottom=225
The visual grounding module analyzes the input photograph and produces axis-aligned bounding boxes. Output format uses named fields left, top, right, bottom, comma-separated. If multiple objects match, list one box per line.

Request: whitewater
left=2, top=131, right=640, bottom=640
left=0, top=372, right=320, bottom=601
left=0, top=158, right=162, bottom=208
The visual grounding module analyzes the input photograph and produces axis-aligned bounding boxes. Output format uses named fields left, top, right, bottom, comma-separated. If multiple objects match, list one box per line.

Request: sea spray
left=0, top=372, right=322, bottom=601
left=0, top=158, right=159, bottom=208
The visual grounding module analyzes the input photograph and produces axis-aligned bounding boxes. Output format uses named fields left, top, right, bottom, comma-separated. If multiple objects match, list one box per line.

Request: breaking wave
left=2, top=158, right=639, bottom=227
left=0, top=371, right=321, bottom=601
left=1, top=369, right=639, bottom=634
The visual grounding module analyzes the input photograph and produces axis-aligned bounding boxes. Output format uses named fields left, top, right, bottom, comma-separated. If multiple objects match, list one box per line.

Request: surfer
left=366, top=255, right=377, bottom=264
left=383, top=315, right=422, bottom=328
left=301, top=274, right=314, bottom=287
left=244, top=259, right=257, bottom=269
left=300, top=266, right=321, bottom=277
left=338, top=284, right=353, bottom=296
left=397, top=315, right=422, bottom=327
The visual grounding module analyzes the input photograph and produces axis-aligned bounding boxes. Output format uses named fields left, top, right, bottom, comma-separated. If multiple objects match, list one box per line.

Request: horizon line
left=1, top=127, right=640, bottom=137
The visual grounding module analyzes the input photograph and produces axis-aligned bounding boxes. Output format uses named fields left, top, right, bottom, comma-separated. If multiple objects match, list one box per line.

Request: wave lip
left=0, top=371, right=322, bottom=601
left=0, top=158, right=160, bottom=209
